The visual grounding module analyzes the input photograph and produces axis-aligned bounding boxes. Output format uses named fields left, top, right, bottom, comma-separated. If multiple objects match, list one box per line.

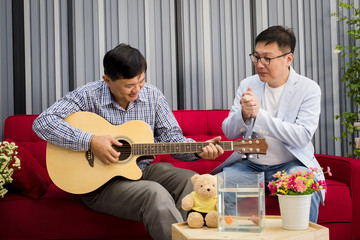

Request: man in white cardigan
left=211, top=25, right=324, bottom=223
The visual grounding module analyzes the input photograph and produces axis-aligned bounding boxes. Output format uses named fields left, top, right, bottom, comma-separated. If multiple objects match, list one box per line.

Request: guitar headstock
left=233, top=138, right=268, bottom=155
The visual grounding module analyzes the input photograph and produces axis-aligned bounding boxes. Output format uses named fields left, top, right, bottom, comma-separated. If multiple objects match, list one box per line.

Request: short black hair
left=103, top=43, right=147, bottom=81
left=255, top=25, right=296, bottom=53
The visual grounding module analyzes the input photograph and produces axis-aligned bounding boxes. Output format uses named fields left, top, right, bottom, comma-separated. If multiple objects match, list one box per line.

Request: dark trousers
left=81, top=162, right=196, bottom=240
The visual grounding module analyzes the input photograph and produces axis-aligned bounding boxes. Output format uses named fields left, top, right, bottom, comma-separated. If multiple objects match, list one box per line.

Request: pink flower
left=318, top=180, right=327, bottom=189
left=311, top=183, right=319, bottom=191
left=327, top=166, right=332, bottom=177
left=268, top=181, right=277, bottom=195
left=295, top=179, right=306, bottom=192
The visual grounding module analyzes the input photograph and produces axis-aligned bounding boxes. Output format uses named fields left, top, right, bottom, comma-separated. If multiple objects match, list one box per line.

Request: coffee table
left=172, top=216, right=329, bottom=240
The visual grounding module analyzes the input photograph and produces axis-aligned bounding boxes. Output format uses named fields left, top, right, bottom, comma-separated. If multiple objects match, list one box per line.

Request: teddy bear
left=181, top=174, right=219, bottom=228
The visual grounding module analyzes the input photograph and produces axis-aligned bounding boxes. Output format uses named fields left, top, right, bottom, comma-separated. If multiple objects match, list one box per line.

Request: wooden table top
left=172, top=216, right=329, bottom=240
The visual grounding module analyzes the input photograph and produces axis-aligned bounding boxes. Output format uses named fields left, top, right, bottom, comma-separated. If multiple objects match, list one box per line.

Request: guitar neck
left=132, top=142, right=233, bottom=155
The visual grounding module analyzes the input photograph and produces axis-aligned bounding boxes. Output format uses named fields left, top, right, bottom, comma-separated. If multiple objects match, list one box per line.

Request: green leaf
left=331, top=2, right=360, bottom=158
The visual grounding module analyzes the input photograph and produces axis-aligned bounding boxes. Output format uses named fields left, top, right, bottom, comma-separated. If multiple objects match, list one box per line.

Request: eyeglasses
left=249, top=51, right=293, bottom=66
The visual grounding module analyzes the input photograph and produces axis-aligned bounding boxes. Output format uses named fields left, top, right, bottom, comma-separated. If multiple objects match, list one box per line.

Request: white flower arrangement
left=0, top=141, right=21, bottom=198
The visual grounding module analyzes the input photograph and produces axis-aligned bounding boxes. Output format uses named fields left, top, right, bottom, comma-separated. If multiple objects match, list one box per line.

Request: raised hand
left=240, top=87, right=259, bottom=120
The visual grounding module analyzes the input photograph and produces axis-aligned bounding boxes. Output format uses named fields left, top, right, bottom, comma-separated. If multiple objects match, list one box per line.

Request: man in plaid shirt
left=33, top=43, right=224, bottom=240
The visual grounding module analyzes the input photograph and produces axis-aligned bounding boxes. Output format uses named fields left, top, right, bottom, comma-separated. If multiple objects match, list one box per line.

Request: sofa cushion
left=4, top=114, right=48, bottom=169
left=0, top=193, right=150, bottom=240
left=6, top=138, right=49, bottom=199
left=318, top=179, right=352, bottom=223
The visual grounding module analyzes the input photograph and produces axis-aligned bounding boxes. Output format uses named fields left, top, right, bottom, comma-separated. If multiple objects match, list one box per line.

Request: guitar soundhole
left=112, top=140, right=132, bottom=161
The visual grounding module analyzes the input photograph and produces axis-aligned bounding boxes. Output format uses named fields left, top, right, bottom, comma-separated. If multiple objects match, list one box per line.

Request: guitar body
left=46, top=112, right=152, bottom=194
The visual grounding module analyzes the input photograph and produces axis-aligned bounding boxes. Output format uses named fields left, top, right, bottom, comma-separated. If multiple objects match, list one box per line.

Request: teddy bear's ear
left=191, top=174, right=200, bottom=184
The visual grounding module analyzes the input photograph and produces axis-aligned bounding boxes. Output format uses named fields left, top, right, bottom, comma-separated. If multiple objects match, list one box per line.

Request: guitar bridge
left=85, top=150, right=94, bottom=167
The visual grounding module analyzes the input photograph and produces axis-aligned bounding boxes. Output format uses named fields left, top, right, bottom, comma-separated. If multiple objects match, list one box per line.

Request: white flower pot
left=277, top=194, right=312, bottom=230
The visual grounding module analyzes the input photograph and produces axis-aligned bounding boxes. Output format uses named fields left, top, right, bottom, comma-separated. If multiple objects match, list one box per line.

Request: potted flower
left=268, top=167, right=331, bottom=196
left=0, top=141, right=21, bottom=198
left=268, top=167, right=331, bottom=230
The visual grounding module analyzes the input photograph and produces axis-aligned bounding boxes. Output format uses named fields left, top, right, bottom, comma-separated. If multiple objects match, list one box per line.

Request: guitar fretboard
left=132, top=142, right=233, bottom=155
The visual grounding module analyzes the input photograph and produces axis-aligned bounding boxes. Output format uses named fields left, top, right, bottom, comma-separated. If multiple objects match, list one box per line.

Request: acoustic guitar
left=46, top=111, right=268, bottom=194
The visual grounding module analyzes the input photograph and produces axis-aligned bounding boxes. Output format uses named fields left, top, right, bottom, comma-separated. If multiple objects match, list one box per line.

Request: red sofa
left=0, top=110, right=359, bottom=240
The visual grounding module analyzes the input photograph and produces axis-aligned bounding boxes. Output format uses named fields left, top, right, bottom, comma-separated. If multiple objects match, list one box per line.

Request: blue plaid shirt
left=33, top=80, right=198, bottom=170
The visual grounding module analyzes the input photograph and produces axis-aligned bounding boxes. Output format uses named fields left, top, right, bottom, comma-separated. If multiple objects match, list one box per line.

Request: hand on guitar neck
left=90, top=135, right=225, bottom=165
left=196, top=136, right=224, bottom=160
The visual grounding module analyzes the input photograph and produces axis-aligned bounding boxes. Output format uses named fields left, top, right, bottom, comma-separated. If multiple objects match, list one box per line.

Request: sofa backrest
left=153, top=110, right=234, bottom=174
left=173, top=110, right=229, bottom=141
left=155, top=109, right=232, bottom=159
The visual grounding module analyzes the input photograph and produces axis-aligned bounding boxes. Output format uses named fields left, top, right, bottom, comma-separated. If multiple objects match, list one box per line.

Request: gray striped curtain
left=0, top=0, right=358, bottom=157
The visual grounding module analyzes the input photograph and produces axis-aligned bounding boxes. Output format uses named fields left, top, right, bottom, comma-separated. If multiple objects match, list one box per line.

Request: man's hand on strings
left=90, top=135, right=122, bottom=165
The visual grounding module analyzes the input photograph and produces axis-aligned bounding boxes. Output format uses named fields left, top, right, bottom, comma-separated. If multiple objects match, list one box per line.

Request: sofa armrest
left=315, top=154, right=359, bottom=192
left=315, top=154, right=360, bottom=240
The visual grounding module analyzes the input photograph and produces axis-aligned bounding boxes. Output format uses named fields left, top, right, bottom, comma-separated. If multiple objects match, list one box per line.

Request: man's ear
left=102, top=75, right=111, bottom=86
left=102, top=75, right=110, bottom=83
left=286, top=53, right=294, bottom=68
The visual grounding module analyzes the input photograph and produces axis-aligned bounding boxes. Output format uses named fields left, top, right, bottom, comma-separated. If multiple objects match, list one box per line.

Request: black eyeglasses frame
left=249, top=51, right=293, bottom=65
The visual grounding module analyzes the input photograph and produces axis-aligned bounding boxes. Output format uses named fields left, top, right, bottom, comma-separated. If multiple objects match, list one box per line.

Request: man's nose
left=133, top=84, right=141, bottom=93
left=256, top=60, right=266, bottom=67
